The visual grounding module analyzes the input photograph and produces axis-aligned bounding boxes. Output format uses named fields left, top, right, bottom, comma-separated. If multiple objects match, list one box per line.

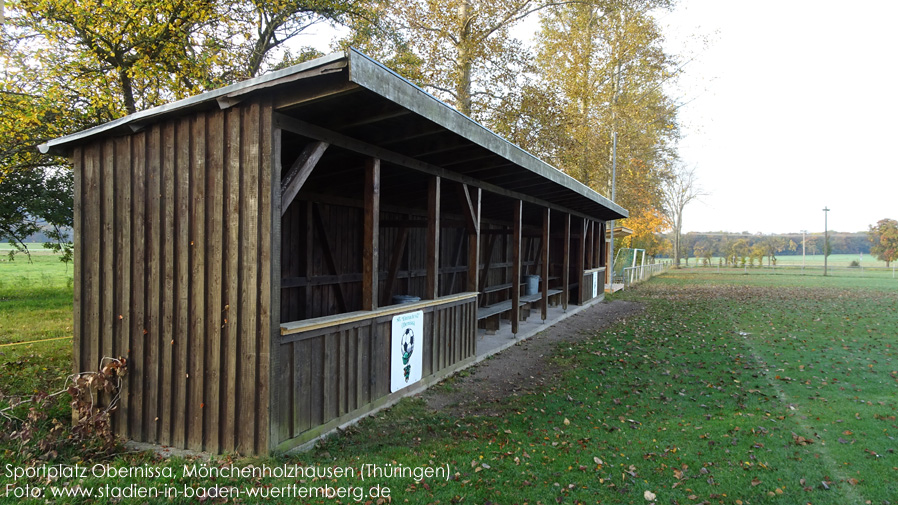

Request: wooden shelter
left=41, top=49, right=627, bottom=455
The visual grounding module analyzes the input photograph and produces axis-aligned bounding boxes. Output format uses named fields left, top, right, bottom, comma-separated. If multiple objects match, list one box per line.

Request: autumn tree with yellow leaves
left=532, top=0, right=680, bottom=256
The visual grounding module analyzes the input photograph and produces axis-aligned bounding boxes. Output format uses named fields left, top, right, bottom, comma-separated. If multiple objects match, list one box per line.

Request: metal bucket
left=523, top=275, right=540, bottom=295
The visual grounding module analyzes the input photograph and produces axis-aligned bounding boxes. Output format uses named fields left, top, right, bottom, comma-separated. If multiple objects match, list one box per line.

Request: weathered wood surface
left=541, top=208, right=550, bottom=320
left=426, top=177, right=440, bottom=299
left=362, top=158, right=380, bottom=311
left=272, top=295, right=477, bottom=448
left=281, top=141, right=329, bottom=215
left=72, top=100, right=273, bottom=455
left=511, top=201, right=522, bottom=335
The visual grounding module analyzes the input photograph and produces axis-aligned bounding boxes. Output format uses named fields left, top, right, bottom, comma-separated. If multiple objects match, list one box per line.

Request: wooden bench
left=477, top=299, right=515, bottom=320
left=477, top=299, right=525, bottom=333
left=519, top=289, right=564, bottom=317
left=476, top=289, right=565, bottom=333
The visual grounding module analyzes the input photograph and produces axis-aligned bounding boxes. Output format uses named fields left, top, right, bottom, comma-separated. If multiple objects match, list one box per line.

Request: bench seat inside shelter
left=476, top=288, right=564, bottom=333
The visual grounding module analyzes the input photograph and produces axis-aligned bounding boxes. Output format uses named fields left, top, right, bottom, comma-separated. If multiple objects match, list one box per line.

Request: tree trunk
left=455, top=0, right=473, bottom=116
left=119, top=69, right=137, bottom=115
left=673, top=213, right=682, bottom=268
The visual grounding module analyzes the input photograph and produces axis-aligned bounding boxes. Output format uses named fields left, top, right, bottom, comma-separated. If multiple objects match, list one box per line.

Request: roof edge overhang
left=345, top=49, right=627, bottom=220
left=39, top=48, right=627, bottom=220
left=38, top=52, right=347, bottom=156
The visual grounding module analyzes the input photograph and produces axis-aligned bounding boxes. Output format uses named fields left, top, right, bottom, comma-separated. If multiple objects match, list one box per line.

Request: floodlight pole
left=822, top=207, right=830, bottom=276
left=801, top=229, right=807, bottom=267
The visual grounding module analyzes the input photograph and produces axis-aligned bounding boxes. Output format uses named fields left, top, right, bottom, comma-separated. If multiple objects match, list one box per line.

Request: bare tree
left=662, top=165, right=705, bottom=267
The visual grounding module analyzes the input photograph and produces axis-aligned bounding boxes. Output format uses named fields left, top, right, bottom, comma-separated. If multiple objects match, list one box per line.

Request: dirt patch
left=421, top=300, right=644, bottom=417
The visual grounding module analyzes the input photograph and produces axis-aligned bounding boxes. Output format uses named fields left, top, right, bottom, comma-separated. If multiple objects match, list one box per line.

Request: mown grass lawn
left=2, top=267, right=897, bottom=504
left=0, top=254, right=73, bottom=398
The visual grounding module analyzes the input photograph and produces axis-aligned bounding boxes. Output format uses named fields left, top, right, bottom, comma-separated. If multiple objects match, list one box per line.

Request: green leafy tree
left=731, top=238, right=749, bottom=267
left=759, top=236, right=794, bottom=266
left=749, top=243, right=766, bottom=268
left=534, top=0, right=679, bottom=201
left=805, top=235, right=819, bottom=256
left=233, top=0, right=374, bottom=79
left=679, top=232, right=698, bottom=267
left=693, top=239, right=712, bottom=266
left=12, top=0, right=227, bottom=116
left=0, top=166, right=73, bottom=262
left=868, top=218, right=898, bottom=267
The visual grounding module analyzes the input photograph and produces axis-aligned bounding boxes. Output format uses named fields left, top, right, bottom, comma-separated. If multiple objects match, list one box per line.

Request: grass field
left=2, top=264, right=897, bottom=504
left=680, top=253, right=891, bottom=268
left=0, top=253, right=73, bottom=405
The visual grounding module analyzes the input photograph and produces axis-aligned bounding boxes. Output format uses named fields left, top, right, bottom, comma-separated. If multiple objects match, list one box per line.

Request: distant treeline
left=656, top=231, right=871, bottom=265
left=1, top=227, right=73, bottom=244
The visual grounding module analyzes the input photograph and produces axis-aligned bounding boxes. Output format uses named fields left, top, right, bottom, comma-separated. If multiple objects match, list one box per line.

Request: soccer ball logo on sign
left=400, top=327, right=414, bottom=382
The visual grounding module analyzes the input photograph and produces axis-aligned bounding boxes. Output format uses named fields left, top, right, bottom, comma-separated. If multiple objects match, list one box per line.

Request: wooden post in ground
left=363, top=158, right=380, bottom=310
left=578, top=217, right=587, bottom=303
left=563, top=213, right=570, bottom=311
left=511, top=200, right=522, bottom=336
left=426, top=176, right=440, bottom=299
left=541, top=208, right=550, bottom=321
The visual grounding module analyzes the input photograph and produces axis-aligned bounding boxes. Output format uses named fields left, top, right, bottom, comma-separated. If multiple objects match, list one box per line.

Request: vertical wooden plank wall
left=72, top=100, right=273, bottom=454
left=272, top=297, right=476, bottom=449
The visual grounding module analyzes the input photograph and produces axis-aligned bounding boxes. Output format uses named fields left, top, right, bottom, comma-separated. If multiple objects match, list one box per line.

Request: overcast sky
left=302, top=1, right=898, bottom=234
left=659, top=0, right=898, bottom=234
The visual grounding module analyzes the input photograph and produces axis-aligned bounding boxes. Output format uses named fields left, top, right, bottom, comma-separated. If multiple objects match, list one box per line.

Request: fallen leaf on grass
left=643, top=490, right=656, bottom=501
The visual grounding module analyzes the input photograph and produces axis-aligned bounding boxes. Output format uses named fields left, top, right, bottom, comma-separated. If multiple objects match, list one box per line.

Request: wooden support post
left=541, top=208, right=550, bottom=321
left=585, top=220, right=593, bottom=269
left=563, top=213, right=570, bottom=311
left=590, top=221, right=597, bottom=268
left=578, top=218, right=587, bottom=303
left=280, top=141, right=328, bottom=216
left=363, top=158, right=380, bottom=311
left=511, top=200, right=522, bottom=336
left=426, top=177, right=440, bottom=299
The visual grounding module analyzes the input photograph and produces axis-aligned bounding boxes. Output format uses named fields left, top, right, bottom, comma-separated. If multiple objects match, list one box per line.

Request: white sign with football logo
left=391, top=310, right=424, bottom=392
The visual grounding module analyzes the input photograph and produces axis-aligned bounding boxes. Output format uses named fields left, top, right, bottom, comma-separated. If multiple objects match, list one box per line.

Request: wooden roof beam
left=280, top=141, right=329, bottom=216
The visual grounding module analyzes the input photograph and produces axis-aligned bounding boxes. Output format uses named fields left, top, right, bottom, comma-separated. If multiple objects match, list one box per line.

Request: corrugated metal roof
left=40, top=48, right=627, bottom=220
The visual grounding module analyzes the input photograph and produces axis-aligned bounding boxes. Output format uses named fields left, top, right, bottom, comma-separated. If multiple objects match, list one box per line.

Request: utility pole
left=801, top=229, right=807, bottom=267
left=822, top=207, right=830, bottom=276
left=609, top=131, right=617, bottom=276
